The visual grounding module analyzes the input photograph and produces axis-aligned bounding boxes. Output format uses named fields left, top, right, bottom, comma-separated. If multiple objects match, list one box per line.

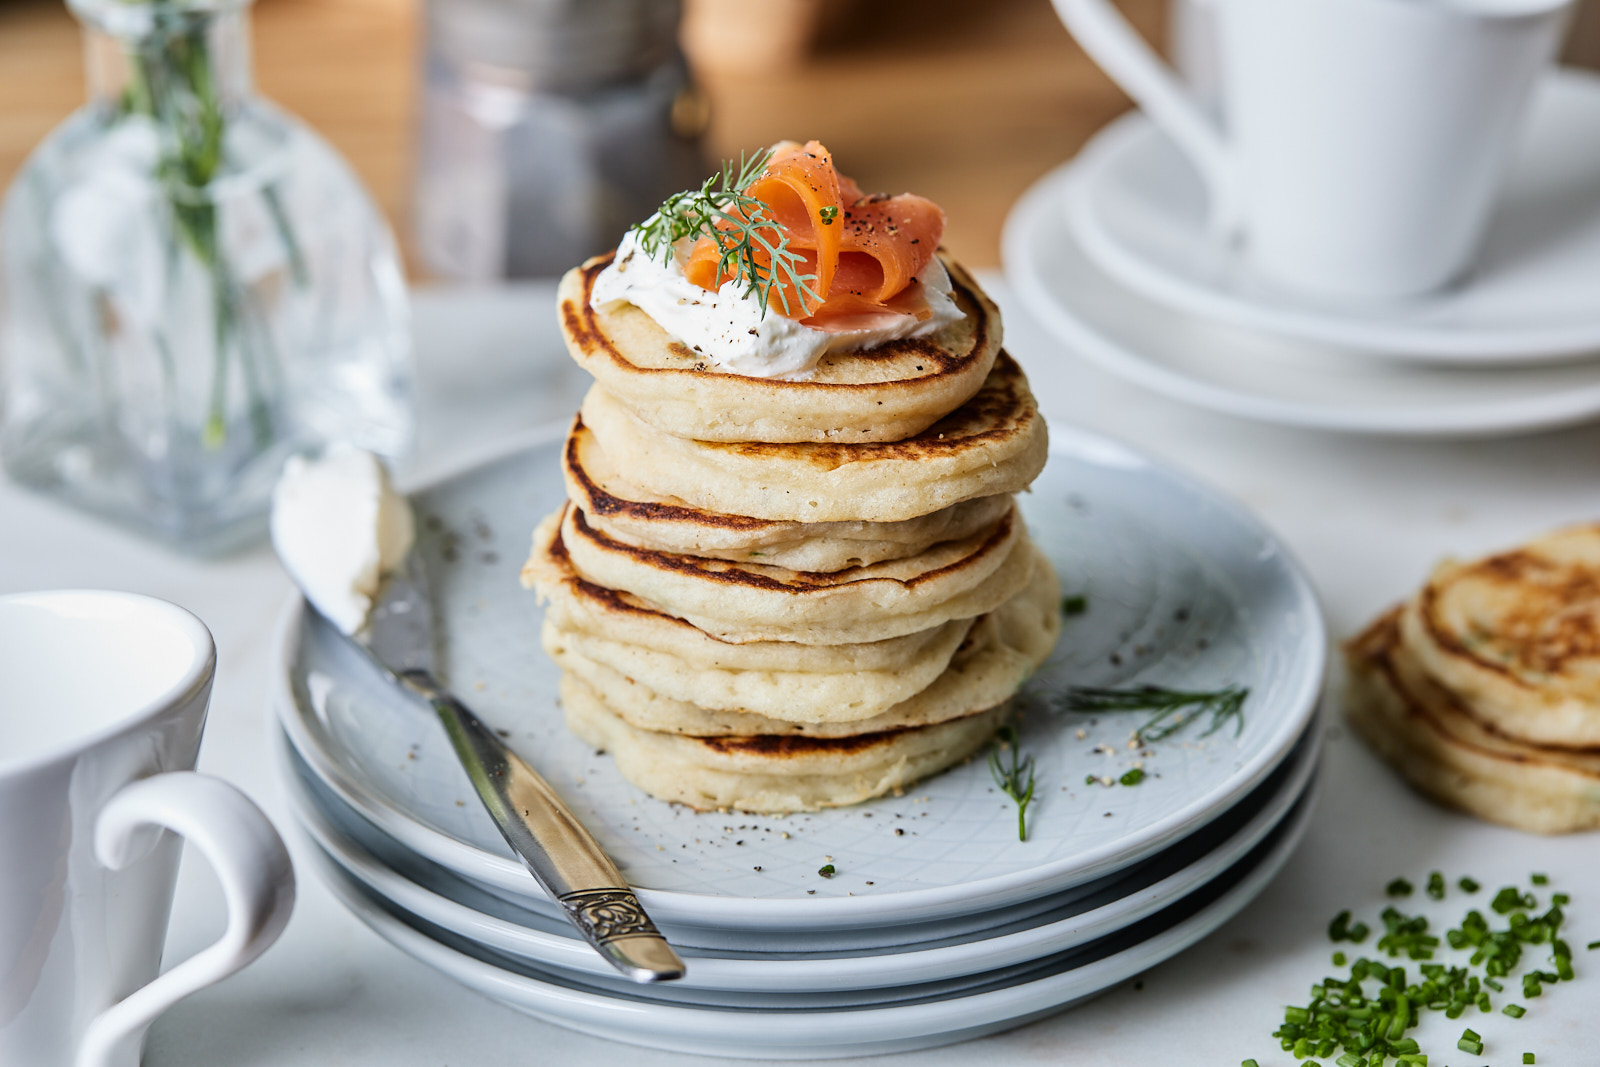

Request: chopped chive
left=1332, top=951, right=1347, bottom=966
left=1588, top=940, right=1600, bottom=950
left=1531, top=873, right=1549, bottom=885
left=1119, top=767, right=1146, bottom=786
left=1336, top=1054, right=1363, bottom=1067
left=1061, top=594, right=1088, bottom=616
left=1426, top=872, right=1446, bottom=900
left=1387, top=877, right=1415, bottom=898
left=1493, top=886, right=1536, bottom=914
left=1241, top=1061, right=1259, bottom=1067
left=1504, top=1003, right=1526, bottom=1018
left=1524, top=1054, right=1535, bottom=1064
left=817, top=863, right=835, bottom=878
left=1459, top=876, right=1481, bottom=893
left=1552, top=892, right=1570, bottom=906
left=1457, top=1028, right=1483, bottom=1055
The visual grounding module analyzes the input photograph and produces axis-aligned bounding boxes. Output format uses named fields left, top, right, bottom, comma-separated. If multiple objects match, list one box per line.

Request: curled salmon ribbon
left=682, top=141, right=947, bottom=331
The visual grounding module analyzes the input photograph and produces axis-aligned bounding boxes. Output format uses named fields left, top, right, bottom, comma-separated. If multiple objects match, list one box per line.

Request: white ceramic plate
left=282, top=718, right=1321, bottom=989
left=273, top=425, right=1324, bottom=933
left=1065, top=70, right=1600, bottom=363
left=312, top=789, right=1315, bottom=1058
left=1009, top=167, right=1600, bottom=437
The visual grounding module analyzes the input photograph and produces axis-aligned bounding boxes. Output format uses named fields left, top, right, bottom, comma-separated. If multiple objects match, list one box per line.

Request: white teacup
left=0, top=591, right=295, bottom=1067
left=1054, top=0, right=1574, bottom=300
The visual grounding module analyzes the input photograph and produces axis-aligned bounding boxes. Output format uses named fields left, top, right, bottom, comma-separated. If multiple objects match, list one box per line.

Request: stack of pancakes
left=521, top=253, right=1060, bottom=813
left=1346, top=525, right=1600, bottom=834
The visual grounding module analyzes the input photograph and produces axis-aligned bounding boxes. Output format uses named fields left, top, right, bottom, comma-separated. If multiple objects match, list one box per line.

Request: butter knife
left=333, top=554, right=684, bottom=983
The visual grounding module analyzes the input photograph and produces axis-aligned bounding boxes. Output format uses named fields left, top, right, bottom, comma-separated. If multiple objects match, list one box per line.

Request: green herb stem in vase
left=0, top=0, right=412, bottom=553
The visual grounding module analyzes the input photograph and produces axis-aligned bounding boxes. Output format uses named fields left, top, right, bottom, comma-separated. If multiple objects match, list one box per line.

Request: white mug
left=1055, top=0, right=1574, bottom=300
left=0, top=591, right=295, bottom=1067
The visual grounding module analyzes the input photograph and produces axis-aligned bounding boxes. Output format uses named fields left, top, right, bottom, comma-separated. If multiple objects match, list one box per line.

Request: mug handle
left=75, top=773, right=296, bottom=1067
left=1051, top=0, right=1240, bottom=235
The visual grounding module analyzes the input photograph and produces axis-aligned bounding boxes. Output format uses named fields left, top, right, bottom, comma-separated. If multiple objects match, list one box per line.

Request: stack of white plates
left=271, top=423, right=1327, bottom=1058
left=1006, top=70, right=1600, bottom=437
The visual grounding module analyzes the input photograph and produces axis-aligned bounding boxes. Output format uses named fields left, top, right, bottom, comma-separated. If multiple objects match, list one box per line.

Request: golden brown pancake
left=1345, top=608, right=1600, bottom=834
left=527, top=502, right=1036, bottom=645
left=578, top=350, right=1047, bottom=524
left=544, top=557, right=1059, bottom=730
left=563, top=413, right=1014, bottom=571
left=1402, top=525, right=1600, bottom=748
left=561, top=673, right=1007, bottom=813
left=558, top=251, right=1002, bottom=444
left=525, top=529, right=977, bottom=675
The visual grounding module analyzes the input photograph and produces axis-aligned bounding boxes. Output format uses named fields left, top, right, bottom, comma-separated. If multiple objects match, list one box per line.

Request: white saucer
left=1007, top=165, right=1600, bottom=436
left=281, top=724, right=1321, bottom=992
left=272, top=426, right=1325, bottom=934
left=309, top=792, right=1314, bottom=1058
left=1065, top=70, right=1600, bottom=363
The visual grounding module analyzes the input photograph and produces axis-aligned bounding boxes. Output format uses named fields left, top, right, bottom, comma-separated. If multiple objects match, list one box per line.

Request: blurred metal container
left=414, top=0, right=707, bottom=279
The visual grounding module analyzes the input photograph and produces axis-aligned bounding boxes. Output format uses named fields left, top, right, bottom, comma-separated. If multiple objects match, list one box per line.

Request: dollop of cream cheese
left=590, top=230, right=965, bottom=379
left=270, top=445, right=415, bottom=635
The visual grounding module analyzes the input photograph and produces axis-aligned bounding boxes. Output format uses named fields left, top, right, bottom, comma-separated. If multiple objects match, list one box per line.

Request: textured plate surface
left=1065, top=71, right=1600, bottom=363
left=1010, top=167, right=1600, bottom=437
left=284, top=720, right=1321, bottom=988
left=273, top=423, right=1324, bottom=929
left=309, top=788, right=1315, bottom=1059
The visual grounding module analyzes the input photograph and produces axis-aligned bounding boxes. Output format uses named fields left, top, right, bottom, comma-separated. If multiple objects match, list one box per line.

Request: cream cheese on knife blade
left=270, top=445, right=414, bottom=634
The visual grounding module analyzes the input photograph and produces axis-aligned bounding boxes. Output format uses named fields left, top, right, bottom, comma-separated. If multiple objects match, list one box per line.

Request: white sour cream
left=590, top=230, right=965, bottom=379
left=270, top=445, right=415, bottom=634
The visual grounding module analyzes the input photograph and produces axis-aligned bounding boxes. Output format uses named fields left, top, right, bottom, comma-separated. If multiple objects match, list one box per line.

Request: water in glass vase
left=0, top=0, right=412, bottom=554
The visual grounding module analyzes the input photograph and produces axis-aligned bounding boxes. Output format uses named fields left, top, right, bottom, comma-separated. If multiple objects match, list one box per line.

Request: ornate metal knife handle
left=403, top=670, right=686, bottom=983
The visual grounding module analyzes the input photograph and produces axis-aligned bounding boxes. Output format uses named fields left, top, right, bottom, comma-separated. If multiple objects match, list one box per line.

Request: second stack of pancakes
left=523, top=253, right=1060, bottom=814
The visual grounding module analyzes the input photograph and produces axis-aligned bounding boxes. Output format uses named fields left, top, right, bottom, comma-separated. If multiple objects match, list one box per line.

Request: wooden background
left=1, top=0, right=1597, bottom=272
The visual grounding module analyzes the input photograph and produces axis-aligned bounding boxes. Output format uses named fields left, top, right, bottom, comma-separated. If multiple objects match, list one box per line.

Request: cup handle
left=75, top=772, right=296, bottom=1067
left=1051, top=0, right=1239, bottom=235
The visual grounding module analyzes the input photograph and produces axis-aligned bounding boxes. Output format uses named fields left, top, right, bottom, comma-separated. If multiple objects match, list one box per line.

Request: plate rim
left=307, top=786, right=1316, bottom=1057
left=270, top=423, right=1328, bottom=928
left=281, top=722, right=1323, bottom=991
left=1063, top=69, right=1600, bottom=363
left=1008, top=166, right=1600, bottom=436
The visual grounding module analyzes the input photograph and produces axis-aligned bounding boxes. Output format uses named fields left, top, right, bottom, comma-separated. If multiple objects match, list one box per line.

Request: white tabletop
left=4, top=274, right=1594, bottom=1066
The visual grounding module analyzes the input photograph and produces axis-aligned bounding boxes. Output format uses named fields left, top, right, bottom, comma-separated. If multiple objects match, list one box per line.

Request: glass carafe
left=0, top=0, right=412, bottom=554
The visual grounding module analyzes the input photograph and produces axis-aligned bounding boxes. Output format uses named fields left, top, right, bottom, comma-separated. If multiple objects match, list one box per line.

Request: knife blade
left=351, top=553, right=685, bottom=983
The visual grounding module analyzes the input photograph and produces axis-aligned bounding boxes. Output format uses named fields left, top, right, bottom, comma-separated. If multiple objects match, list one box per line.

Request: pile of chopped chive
left=1248, top=873, right=1577, bottom=1066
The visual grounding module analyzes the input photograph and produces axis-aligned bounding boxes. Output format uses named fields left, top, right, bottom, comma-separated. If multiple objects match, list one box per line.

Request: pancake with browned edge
left=1345, top=608, right=1600, bottom=834
left=558, top=251, right=1001, bottom=444
left=563, top=412, right=1014, bottom=572
left=1401, top=525, right=1600, bottom=748
left=562, top=673, right=1007, bottom=813
left=526, top=502, right=1036, bottom=645
left=578, top=350, right=1047, bottom=525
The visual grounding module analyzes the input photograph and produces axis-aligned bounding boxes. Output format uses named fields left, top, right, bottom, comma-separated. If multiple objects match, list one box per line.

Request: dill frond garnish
left=1058, top=684, right=1249, bottom=744
left=989, top=725, right=1036, bottom=842
left=630, top=148, right=821, bottom=318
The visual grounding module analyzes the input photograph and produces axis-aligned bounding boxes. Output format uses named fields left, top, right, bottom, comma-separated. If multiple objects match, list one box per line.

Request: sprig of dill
left=630, top=149, right=820, bottom=318
left=1058, top=684, right=1250, bottom=744
left=989, top=725, right=1036, bottom=842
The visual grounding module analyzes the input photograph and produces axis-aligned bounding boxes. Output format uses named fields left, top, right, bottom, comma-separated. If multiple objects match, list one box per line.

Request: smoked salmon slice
left=682, top=141, right=946, bottom=327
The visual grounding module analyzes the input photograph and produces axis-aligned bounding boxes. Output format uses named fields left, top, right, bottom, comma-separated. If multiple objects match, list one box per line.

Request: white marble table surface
left=3, top=274, right=1595, bottom=1066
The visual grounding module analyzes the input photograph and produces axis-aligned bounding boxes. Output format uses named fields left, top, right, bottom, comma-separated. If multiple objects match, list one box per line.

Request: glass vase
left=0, top=0, right=413, bottom=554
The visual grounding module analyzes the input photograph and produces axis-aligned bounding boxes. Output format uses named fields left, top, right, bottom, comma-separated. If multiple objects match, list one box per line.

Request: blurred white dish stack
left=1055, top=0, right=1572, bottom=300
left=271, top=429, right=1326, bottom=1057
left=1008, top=50, right=1600, bottom=432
